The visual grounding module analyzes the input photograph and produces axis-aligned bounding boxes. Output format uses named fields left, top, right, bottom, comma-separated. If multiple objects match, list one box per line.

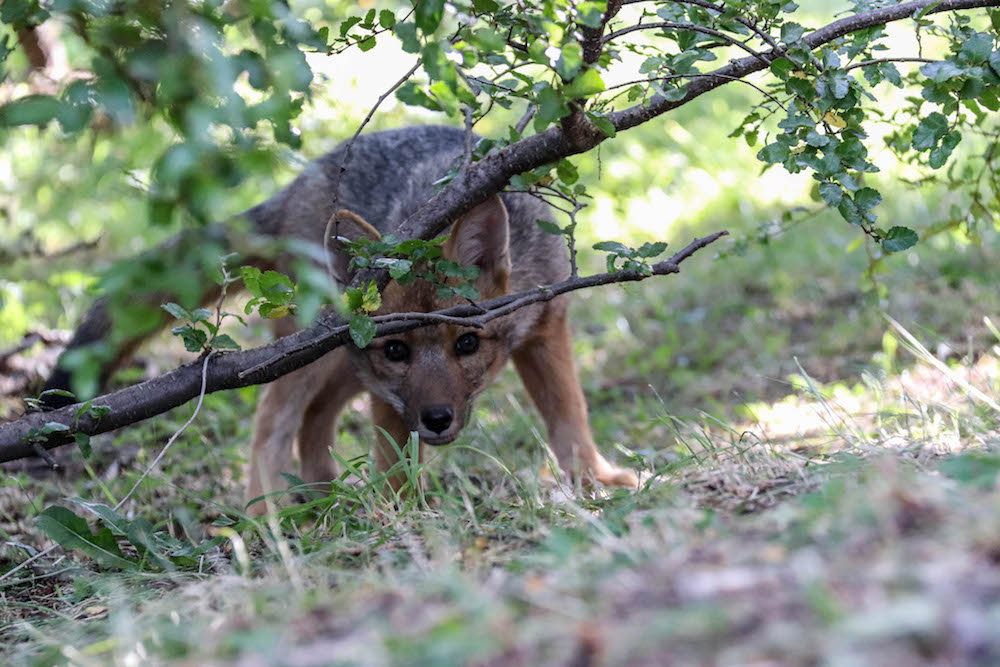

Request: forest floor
left=2, top=217, right=1000, bottom=666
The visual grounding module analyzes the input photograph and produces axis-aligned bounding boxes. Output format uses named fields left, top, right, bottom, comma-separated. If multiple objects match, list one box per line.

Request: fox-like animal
left=43, top=125, right=639, bottom=513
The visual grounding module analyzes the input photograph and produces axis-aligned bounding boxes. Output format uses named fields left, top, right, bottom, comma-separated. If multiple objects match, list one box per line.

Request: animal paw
left=594, top=465, right=640, bottom=489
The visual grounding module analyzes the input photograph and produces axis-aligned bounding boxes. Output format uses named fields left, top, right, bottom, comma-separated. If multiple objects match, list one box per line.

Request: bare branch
left=0, top=232, right=727, bottom=463
left=621, top=0, right=781, bottom=51
left=322, top=58, right=423, bottom=283
left=844, top=57, right=937, bottom=71
left=610, top=0, right=1000, bottom=133
left=603, top=21, right=771, bottom=66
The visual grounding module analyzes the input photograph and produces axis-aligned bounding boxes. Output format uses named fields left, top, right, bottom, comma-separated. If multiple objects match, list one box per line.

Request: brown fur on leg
left=247, top=351, right=350, bottom=516
left=513, top=302, right=639, bottom=488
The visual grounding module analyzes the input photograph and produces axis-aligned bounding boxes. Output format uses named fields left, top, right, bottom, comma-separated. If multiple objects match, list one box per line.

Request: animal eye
left=384, top=340, right=410, bottom=362
left=454, top=332, right=479, bottom=356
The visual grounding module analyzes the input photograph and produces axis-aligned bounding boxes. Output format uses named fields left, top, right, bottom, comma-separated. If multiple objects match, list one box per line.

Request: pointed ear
left=443, top=194, right=511, bottom=298
left=330, top=209, right=380, bottom=285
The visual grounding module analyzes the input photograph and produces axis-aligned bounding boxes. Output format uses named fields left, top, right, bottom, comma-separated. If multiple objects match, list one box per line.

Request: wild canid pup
left=43, top=125, right=639, bottom=513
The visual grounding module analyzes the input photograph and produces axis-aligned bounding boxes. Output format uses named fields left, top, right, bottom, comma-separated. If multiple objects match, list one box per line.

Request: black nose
left=420, top=405, right=453, bottom=434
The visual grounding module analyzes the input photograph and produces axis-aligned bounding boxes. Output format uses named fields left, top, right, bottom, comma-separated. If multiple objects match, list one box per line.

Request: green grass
left=3, top=210, right=1000, bottom=663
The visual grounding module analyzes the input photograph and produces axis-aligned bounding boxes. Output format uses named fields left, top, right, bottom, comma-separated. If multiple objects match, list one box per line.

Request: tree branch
left=0, top=232, right=727, bottom=462
left=603, top=21, right=771, bottom=66
left=610, top=0, right=999, bottom=133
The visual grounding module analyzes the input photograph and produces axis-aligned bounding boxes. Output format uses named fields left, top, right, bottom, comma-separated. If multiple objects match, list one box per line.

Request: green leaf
left=259, top=271, right=295, bottom=304
left=379, top=10, right=396, bottom=28
left=914, top=1, right=944, bottom=19
left=40, top=388, right=75, bottom=401
left=126, top=518, right=176, bottom=570
left=240, top=266, right=263, bottom=297
left=881, top=226, right=918, bottom=252
left=534, top=83, right=569, bottom=131
left=825, top=70, right=850, bottom=99
left=557, top=42, right=583, bottom=81
left=451, top=282, right=480, bottom=300
left=361, top=281, right=382, bottom=312
left=349, top=313, right=377, bottom=348
left=853, top=187, right=881, bottom=211
left=576, top=1, right=606, bottom=29
left=990, top=50, right=1000, bottom=77
left=259, top=303, right=295, bottom=319
left=960, top=33, right=993, bottom=64
left=637, top=241, right=668, bottom=258
left=929, top=131, right=961, bottom=168
left=35, top=506, right=138, bottom=571
left=593, top=241, right=629, bottom=254
left=586, top=112, right=616, bottom=138
left=415, top=0, right=445, bottom=34
left=536, top=220, right=564, bottom=235
left=340, top=16, right=362, bottom=37
left=75, top=432, right=92, bottom=459
left=41, top=422, right=70, bottom=434
left=780, top=22, right=805, bottom=43
left=394, top=22, right=421, bottom=54
left=911, top=112, right=948, bottom=151
left=162, top=302, right=192, bottom=321
left=66, top=498, right=131, bottom=535
left=564, top=68, right=605, bottom=98
left=770, top=57, right=795, bottom=81
left=757, top=142, right=790, bottom=163
left=0, top=95, right=62, bottom=127
left=838, top=196, right=861, bottom=225
left=211, top=334, right=241, bottom=351
left=171, top=325, right=208, bottom=352
left=818, top=182, right=843, bottom=206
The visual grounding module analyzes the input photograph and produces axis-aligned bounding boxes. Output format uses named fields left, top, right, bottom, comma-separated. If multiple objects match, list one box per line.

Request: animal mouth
left=421, top=431, right=459, bottom=446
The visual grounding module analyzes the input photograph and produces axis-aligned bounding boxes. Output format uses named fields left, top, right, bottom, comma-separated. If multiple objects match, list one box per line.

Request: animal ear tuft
left=443, top=195, right=511, bottom=298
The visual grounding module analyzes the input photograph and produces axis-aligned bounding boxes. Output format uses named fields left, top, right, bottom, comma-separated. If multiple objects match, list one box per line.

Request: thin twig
left=603, top=21, right=772, bottom=66
left=605, top=72, right=788, bottom=112
left=622, top=0, right=781, bottom=51
left=322, top=58, right=423, bottom=284
left=515, top=104, right=537, bottom=135
left=844, top=56, right=936, bottom=71
left=238, top=231, right=728, bottom=380
left=0, top=352, right=215, bottom=586
left=116, top=352, right=215, bottom=507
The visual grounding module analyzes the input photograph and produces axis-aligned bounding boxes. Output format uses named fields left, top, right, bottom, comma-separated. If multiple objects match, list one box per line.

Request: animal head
left=340, top=196, right=513, bottom=444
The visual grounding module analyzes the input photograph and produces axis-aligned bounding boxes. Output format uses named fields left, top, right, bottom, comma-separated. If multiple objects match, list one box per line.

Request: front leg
left=512, top=306, right=639, bottom=488
left=370, top=396, right=423, bottom=496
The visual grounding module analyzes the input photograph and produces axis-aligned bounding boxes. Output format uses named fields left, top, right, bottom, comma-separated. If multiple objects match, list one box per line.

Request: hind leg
left=512, top=305, right=638, bottom=488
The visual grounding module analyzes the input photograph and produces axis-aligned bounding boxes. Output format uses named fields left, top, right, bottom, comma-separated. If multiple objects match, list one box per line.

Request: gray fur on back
left=244, top=126, right=569, bottom=292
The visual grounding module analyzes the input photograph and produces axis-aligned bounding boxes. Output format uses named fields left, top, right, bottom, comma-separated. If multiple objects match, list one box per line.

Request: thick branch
left=610, top=0, right=999, bottom=132
left=0, top=232, right=727, bottom=462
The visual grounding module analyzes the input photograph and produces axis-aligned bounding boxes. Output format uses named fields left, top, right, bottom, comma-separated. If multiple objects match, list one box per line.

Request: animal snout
left=420, top=405, right=454, bottom=434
